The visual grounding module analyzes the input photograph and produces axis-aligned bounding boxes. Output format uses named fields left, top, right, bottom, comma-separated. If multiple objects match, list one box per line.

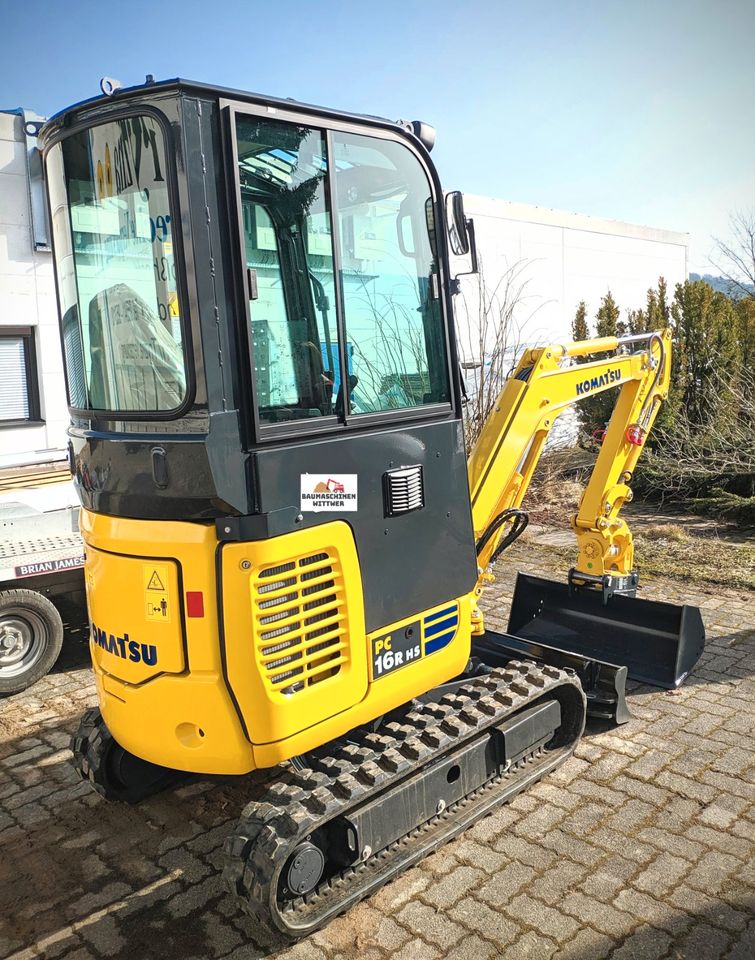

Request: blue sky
left=2, top=0, right=752, bottom=273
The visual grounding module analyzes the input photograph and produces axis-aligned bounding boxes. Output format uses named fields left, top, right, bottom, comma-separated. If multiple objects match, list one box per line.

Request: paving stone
left=589, top=829, right=655, bottom=864
left=667, top=885, right=750, bottom=933
left=396, top=900, right=465, bottom=950
left=450, top=898, right=521, bottom=947
left=613, top=887, right=692, bottom=937
left=528, top=860, right=588, bottom=906
left=4, top=566, right=754, bottom=960
left=559, top=892, right=635, bottom=938
left=636, top=826, right=705, bottom=862
left=419, top=865, right=485, bottom=910
left=686, top=824, right=752, bottom=860
left=76, top=915, right=126, bottom=957
left=549, top=756, right=591, bottom=785
left=552, top=927, right=616, bottom=960
left=513, top=803, right=567, bottom=839
left=632, top=852, right=690, bottom=898
left=540, top=828, right=603, bottom=866
left=569, top=779, right=627, bottom=808
left=158, top=847, right=212, bottom=884
left=442, top=934, right=496, bottom=960
left=390, top=939, right=441, bottom=960
left=653, top=796, right=703, bottom=831
left=369, top=871, right=429, bottom=913
left=582, top=753, right=632, bottom=783
left=655, top=770, right=718, bottom=804
left=610, top=924, right=672, bottom=960
left=625, top=750, right=674, bottom=781
left=673, top=922, right=733, bottom=960
left=502, top=894, right=580, bottom=943
left=611, top=774, right=673, bottom=807
left=601, top=798, right=656, bottom=834
left=684, top=849, right=743, bottom=895
left=577, top=855, right=637, bottom=902
left=475, top=862, right=535, bottom=907
left=492, top=833, right=558, bottom=870
left=451, top=837, right=511, bottom=874
left=528, top=782, right=583, bottom=811
left=724, top=921, right=755, bottom=960
left=559, top=801, right=612, bottom=836
left=348, top=913, right=410, bottom=952
left=510, top=929, right=559, bottom=958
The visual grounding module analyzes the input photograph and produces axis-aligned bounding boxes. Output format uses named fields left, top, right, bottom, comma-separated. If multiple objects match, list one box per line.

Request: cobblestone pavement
left=1, top=556, right=753, bottom=960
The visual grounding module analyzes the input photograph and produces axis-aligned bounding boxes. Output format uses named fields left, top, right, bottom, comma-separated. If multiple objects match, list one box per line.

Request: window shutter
left=0, top=336, right=30, bottom=421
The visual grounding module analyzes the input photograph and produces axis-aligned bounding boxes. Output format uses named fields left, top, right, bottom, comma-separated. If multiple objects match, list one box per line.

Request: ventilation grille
left=253, top=550, right=346, bottom=695
left=384, top=465, right=424, bottom=516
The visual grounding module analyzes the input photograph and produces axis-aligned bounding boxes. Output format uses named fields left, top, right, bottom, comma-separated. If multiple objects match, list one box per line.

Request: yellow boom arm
left=467, top=329, right=671, bottom=587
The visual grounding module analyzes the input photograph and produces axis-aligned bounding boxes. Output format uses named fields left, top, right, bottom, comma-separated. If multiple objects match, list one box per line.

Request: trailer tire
left=0, top=589, right=64, bottom=696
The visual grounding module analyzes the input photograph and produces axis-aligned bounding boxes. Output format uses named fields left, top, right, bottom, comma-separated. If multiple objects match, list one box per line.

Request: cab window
left=234, top=115, right=450, bottom=430
left=47, top=116, right=187, bottom=414
left=236, top=117, right=339, bottom=425
left=332, top=132, right=449, bottom=414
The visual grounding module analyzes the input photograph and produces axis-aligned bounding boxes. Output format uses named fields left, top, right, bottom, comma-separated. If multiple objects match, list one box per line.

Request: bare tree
left=711, top=208, right=755, bottom=300
left=636, top=365, right=755, bottom=520
left=454, top=258, right=532, bottom=447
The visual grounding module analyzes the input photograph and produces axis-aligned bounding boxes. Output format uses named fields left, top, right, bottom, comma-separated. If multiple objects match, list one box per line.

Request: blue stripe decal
left=425, top=630, right=456, bottom=655
left=425, top=604, right=458, bottom=624
left=425, top=615, right=459, bottom=638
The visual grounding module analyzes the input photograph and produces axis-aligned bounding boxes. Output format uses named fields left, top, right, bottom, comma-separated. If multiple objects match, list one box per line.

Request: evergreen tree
left=628, top=278, right=670, bottom=334
left=578, top=291, right=623, bottom=432
left=595, top=290, right=624, bottom=338
left=734, top=298, right=755, bottom=393
left=670, top=279, right=740, bottom=427
left=572, top=300, right=589, bottom=342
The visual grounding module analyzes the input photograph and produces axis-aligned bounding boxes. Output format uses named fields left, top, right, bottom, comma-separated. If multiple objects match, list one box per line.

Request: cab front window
left=47, top=115, right=187, bottom=414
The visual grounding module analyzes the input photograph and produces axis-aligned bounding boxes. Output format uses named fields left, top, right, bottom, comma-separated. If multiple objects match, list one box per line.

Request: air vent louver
left=384, top=465, right=424, bottom=517
left=253, top=550, right=346, bottom=696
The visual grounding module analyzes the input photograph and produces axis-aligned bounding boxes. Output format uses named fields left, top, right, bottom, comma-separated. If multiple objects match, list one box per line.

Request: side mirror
left=446, top=191, right=469, bottom=257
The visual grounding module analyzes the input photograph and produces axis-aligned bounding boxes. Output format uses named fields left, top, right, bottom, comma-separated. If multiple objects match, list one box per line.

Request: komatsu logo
left=576, top=368, right=621, bottom=396
left=91, top=622, right=157, bottom=666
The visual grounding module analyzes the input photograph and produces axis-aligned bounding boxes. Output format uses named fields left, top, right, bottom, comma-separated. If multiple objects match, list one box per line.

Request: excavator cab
left=41, top=78, right=703, bottom=940
left=42, top=79, right=482, bottom=768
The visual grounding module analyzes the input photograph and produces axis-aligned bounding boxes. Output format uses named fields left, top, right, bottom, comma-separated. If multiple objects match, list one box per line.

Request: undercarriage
left=72, top=659, right=585, bottom=939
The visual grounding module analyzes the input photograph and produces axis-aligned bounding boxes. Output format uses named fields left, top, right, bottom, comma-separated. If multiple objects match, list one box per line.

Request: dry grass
left=641, top=523, right=689, bottom=542
left=633, top=531, right=755, bottom=591
left=515, top=528, right=755, bottom=592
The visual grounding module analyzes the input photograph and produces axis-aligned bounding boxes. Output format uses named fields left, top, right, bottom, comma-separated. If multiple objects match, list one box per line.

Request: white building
left=0, top=109, right=68, bottom=469
left=0, top=108, right=689, bottom=469
left=456, top=195, right=688, bottom=352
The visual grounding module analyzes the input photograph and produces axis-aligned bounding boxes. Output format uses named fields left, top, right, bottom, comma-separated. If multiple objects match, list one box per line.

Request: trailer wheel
left=0, top=589, right=64, bottom=695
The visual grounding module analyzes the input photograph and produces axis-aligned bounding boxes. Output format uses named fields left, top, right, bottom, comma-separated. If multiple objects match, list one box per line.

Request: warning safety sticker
left=143, top=563, right=171, bottom=623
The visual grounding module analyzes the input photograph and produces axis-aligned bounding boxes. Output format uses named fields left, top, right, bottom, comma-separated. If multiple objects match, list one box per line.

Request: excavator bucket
left=507, top=573, right=706, bottom=691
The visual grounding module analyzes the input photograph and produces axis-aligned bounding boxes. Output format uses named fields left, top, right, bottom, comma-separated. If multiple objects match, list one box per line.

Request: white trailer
left=0, top=467, right=84, bottom=694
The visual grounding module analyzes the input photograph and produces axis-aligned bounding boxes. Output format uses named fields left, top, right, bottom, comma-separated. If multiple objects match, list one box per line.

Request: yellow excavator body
left=41, top=77, right=704, bottom=938
left=83, top=509, right=472, bottom=772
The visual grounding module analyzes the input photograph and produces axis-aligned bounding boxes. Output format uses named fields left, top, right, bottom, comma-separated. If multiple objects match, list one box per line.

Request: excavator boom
left=467, top=327, right=704, bottom=719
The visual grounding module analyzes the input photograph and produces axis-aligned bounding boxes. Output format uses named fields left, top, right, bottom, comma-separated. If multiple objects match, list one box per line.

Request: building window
left=0, top=327, right=41, bottom=425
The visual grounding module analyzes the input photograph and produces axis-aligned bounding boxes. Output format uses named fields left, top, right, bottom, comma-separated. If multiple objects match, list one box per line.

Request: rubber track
left=71, top=708, right=188, bottom=804
left=224, top=660, right=586, bottom=940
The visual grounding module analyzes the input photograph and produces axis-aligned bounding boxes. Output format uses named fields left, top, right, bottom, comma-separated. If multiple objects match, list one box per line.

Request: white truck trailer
left=0, top=466, right=84, bottom=694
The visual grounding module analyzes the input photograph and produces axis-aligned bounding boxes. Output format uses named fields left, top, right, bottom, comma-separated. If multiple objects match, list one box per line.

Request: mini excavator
left=41, top=77, right=704, bottom=939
